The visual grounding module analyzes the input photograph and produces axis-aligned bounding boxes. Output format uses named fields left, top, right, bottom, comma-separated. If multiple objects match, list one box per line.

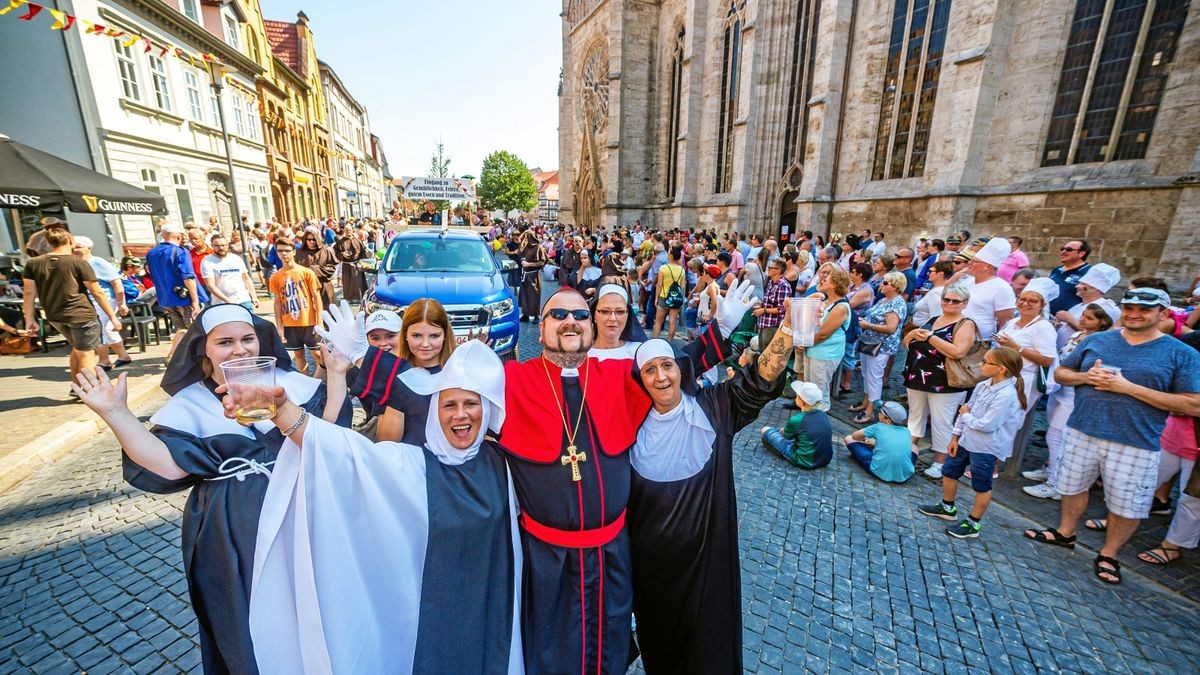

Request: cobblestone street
left=2, top=289, right=1199, bottom=673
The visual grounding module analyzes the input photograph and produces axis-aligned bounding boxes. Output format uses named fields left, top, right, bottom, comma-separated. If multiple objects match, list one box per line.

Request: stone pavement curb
left=0, top=375, right=165, bottom=496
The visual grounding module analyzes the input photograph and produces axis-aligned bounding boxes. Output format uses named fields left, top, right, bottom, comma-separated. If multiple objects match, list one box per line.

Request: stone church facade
left=558, top=0, right=1200, bottom=285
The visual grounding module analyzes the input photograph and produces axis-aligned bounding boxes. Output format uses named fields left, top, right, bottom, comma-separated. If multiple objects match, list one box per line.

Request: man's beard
left=542, top=328, right=591, bottom=368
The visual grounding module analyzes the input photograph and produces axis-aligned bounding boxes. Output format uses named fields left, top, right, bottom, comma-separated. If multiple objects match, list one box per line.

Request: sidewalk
left=0, top=301, right=277, bottom=495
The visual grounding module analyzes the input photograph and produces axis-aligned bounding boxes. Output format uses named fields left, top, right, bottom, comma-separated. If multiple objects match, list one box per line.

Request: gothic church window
left=1042, top=0, right=1190, bottom=166
left=716, top=1, right=746, bottom=193
left=666, top=26, right=686, bottom=200
left=870, top=0, right=952, bottom=180
left=784, top=0, right=821, bottom=171
left=580, top=46, right=610, bottom=136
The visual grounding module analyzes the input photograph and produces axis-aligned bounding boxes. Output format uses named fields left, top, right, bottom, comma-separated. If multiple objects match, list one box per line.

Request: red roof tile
left=264, top=20, right=300, bottom=74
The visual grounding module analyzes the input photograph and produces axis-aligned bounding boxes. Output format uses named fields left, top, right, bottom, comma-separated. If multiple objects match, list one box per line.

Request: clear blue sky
left=259, top=0, right=562, bottom=178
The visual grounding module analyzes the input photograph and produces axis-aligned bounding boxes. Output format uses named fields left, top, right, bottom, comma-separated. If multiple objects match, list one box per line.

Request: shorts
left=1055, top=426, right=1160, bottom=519
left=49, top=320, right=102, bottom=351
left=656, top=297, right=680, bottom=311
left=163, top=305, right=195, bottom=331
left=283, top=325, right=318, bottom=351
left=941, top=447, right=998, bottom=493
left=92, top=300, right=122, bottom=345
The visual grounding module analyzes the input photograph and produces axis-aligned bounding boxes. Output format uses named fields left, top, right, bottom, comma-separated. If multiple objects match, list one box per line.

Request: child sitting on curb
left=918, top=347, right=1026, bottom=539
left=843, top=401, right=916, bottom=483
left=760, top=382, right=832, bottom=469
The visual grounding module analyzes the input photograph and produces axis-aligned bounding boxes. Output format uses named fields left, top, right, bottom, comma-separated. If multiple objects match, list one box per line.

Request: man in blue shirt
left=1047, top=239, right=1091, bottom=314
left=146, top=223, right=208, bottom=352
left=1025, top=287, right=1200, bottom=585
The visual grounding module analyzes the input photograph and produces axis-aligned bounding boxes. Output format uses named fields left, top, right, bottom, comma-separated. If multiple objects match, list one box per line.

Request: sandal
left=1138, top=545, right=1182, bottom=566
left=1093, top=555, right=1121, bottom=585
left=1022, top=528, right=1076, bottom=549
left=851, top=412, right=872, bottom=425
left=848, top=403, right=868, bottom=413
left=1085, top=518, right=1107, bottom=532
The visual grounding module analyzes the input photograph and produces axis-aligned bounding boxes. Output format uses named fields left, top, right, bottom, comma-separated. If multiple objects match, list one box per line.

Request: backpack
left=664, top=266, right=685, bottom=309
left=836, top=298, right=859, bottom=342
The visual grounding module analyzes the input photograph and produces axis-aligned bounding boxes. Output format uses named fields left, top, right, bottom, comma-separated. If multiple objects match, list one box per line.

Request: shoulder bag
left=945, top=319, right=988, bottom=389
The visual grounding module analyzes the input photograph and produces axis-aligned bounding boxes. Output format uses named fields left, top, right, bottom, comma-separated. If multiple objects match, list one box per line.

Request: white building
left=73, top=0, right=271, bottom=245
left=319, top=60, right=372, bottom=219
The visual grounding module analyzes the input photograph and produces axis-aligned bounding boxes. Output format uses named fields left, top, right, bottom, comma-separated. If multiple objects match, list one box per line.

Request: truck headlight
left=485, top=299, right=514, bottom=319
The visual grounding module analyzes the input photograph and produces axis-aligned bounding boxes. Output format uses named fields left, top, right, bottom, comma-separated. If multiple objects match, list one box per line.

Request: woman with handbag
left=902, top=284, right=976, bottom=479
left=851, top=272, right=908, bottom=425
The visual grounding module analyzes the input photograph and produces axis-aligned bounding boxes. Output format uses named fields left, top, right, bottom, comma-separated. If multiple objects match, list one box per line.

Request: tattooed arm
left=756, top=323, right=794, bottom=383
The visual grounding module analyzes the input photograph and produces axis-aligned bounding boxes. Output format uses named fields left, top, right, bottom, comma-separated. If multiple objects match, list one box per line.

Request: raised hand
left=715, top=278, right=757, bottom=338
left=315, top=300, right=369, bottom=362
left=73, top=367, right=128, bottom=416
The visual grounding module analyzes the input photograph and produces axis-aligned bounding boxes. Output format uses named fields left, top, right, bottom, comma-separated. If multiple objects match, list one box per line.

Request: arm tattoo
left=756, top=329, right=794, bottom=382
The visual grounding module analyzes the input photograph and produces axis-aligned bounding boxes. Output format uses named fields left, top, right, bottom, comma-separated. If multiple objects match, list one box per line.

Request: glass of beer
left=219, top=357, right=278, bottom=423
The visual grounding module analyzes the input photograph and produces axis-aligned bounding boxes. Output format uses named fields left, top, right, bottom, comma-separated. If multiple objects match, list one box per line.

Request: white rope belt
left=206, top=457, right=275, bottom=482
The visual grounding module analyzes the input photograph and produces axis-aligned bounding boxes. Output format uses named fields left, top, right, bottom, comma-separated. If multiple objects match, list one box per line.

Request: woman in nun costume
left=245, top=339, right=524, bottom=674
left=589, top=282, right=647, bottom=361
left=627, top=319, right=793, bottom=674
left=70, top=304, right=352, bottom=675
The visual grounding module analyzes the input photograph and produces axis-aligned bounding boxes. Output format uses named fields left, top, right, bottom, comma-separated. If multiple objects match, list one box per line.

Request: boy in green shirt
left=761, top=382, right=833, bottom=469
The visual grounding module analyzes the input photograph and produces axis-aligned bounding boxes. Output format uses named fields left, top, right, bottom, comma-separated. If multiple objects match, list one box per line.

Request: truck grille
left=446, top=308, right=489, bottom=329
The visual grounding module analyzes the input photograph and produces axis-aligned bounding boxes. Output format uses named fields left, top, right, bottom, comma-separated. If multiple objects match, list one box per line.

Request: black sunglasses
left=1121, top=290, right=1164, bottom=307
left=544, top=308, right=591, bottom=321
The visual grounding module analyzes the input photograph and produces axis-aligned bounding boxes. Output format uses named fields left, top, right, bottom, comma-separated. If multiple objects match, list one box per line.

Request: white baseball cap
left=366, top=310, right=402, bottom=333
left=790, top=381, right=824, bottom=405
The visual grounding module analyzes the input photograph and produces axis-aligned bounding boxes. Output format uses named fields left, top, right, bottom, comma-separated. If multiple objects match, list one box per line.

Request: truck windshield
left=384, top=239, right=496, bottom=273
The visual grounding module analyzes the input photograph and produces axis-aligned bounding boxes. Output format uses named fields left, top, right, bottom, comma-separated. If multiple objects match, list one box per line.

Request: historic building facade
left=262, top=11, right=335, bottom=222
left=74, top=0, right=270, bottom=245
left=558, top=0, right=1200, bottom=285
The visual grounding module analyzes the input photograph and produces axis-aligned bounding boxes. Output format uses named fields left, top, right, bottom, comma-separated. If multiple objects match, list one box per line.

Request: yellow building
left=241, top=6, right=333, bottom=222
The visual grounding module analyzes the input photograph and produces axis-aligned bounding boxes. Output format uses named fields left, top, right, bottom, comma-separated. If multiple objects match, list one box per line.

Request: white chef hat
left=1077, top=263, right=1121, bottom=293
left=973, top=237, right=1011, bottom=268
left=1022, top=277, right=1060, bottom=306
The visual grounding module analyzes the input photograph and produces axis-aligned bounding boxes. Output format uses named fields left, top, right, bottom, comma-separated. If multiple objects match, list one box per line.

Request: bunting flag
left=2, top=1, right=222, bottom=66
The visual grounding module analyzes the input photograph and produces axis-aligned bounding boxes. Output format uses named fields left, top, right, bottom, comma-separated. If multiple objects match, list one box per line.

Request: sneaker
left=1150, top=497, right=1173, bottom=516
left=918, top=502, right=958, bottom=520
left=946, top=519, right=981, bottom=539
left=1022, top=467, right=1049, bottom=482
left=1022, top=483, right=1061, bottom=500
left=923, top=463, right=943, bottom=479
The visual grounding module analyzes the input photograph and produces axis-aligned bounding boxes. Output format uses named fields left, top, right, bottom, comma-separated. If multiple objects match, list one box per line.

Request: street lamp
left=204, top=60, right=252, bottom=271
left=354, top=165, right=364, bottom=218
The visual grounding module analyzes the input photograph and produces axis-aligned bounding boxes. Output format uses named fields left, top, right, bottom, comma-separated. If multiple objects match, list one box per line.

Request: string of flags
left=0, top=0, right=223, bottom=67
left=3, top=0, right=367, bottom=163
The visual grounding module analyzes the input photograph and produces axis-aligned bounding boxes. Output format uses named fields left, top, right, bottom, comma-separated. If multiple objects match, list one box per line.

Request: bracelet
left=280, top=408, right=309, bottom=436
left=779, top=325, right=794, bottom=336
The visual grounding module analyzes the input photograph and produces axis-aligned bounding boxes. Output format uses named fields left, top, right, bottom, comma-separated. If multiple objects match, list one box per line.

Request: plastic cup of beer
left=219, top=357, right=277, bottom=424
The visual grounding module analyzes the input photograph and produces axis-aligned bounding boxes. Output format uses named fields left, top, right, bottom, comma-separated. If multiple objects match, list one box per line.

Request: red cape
left=500, top=356, right=649, bottom=463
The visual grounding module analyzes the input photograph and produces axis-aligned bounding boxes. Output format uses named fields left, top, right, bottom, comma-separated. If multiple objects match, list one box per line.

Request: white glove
left=715, top=278, right=756, bottom=338
left=315, top=300, right=369, bottom=362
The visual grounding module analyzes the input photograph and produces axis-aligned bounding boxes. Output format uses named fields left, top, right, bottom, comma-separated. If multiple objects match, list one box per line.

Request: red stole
left=501, top=356, right=649, bottom=462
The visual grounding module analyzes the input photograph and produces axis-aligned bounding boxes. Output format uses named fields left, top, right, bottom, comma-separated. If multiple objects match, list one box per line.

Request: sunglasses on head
left=544, top=308, right=591, bottom=321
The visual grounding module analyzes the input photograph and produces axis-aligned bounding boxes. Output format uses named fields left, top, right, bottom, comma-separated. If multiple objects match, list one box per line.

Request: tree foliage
left=427, top=142, right=451, bottom=210
left=478, top=150, right=539, bottom=214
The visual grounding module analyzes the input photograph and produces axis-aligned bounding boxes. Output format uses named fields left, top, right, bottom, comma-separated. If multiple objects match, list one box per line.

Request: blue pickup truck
left=362, top=228, right=520, bottom=359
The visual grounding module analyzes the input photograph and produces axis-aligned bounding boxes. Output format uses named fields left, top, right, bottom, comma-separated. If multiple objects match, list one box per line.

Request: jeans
left=1159, top=452, right=1200, bottom=548
left=847, top=442, right=917, bottom=480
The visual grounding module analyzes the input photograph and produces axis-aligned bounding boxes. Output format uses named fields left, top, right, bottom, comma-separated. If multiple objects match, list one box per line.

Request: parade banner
left=394, top=177, right=477, bottom=202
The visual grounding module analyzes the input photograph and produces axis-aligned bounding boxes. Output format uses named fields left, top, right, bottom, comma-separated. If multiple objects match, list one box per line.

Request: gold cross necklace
left=541, top=356, right=590, bottom=482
